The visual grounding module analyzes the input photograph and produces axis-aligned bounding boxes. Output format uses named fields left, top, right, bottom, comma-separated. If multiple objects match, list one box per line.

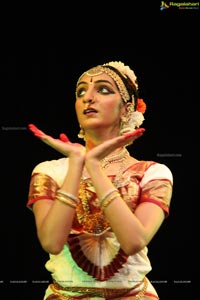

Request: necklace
left=101, top=147, right=130, bottom=187
left=100, top=147, right=130, bottom=169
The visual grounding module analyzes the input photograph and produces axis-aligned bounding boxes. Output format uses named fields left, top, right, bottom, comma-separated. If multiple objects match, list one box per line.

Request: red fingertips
left=28, top=124, right=44, bottom=138
left=124, top=128, right=145, bottom=138
left=59, top=133, right=69, bottom=142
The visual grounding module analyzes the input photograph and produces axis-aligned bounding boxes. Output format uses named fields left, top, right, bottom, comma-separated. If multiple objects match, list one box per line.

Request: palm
left=28, top=124, right=86, bottom=157
left=86, top=128, right=145, bottom=162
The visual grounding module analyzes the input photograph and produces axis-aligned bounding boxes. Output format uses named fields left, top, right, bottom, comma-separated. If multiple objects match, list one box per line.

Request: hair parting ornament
left=77, top=61, right=147, bottom=138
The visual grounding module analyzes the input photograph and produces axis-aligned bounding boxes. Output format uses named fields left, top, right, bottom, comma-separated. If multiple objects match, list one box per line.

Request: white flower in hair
left=120, top=111, right=145, bottom=134
left=120, top=98, right=146, bottom=134
left=128, top=111, right=145, bottom=128
left=103, top=61, right=138, bottom=90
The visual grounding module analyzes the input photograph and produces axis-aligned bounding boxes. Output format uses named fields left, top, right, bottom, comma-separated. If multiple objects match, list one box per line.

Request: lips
left=83, top=108, right=97, bottom=114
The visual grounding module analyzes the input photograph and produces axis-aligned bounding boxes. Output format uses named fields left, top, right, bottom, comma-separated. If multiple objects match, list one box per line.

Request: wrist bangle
left=99, top=188, right=118, bottom=206
left=57, top=189, right=79, bottom=204
left=101, top=191, right=121, bottom=211
left=55, top=193, right=77, bottom=209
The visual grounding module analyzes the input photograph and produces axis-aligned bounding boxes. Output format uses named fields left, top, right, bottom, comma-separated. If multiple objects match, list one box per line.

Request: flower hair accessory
left=136, top=98, right=146, bottom=114
left=103, top=61, right=138, bottom=92
left=102, top=62, right=147, bottom=132
left=120, top=98, right=147, bottom=134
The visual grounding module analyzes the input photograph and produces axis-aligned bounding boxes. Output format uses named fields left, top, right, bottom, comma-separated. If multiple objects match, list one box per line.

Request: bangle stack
left=55, top=189, right=79, bottom=209
left=99, top=188, right=121, bottom=212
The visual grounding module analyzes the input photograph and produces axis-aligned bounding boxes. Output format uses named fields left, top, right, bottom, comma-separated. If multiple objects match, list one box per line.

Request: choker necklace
left=101, top=147, right=130, bottom=169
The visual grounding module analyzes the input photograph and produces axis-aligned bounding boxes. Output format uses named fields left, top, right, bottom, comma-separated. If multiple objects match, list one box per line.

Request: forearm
left=35, top=158, right=84, bottom=254
left=86, top=162, right=146, bottom=255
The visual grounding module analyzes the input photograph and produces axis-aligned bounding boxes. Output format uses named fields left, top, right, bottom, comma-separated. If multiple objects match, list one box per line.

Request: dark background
left=1, top=5, right=197, bottom=300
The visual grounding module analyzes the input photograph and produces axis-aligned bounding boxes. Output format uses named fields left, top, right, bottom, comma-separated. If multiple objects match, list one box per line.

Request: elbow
left=42, top=243, right=64, bottom=255
left=38, top=234, right=65, bottom=255
left=122, top=237, right=147, bottom=256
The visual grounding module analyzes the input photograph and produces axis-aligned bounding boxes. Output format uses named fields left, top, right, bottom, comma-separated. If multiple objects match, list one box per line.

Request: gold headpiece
left=76, top=61, right=138, bottom=104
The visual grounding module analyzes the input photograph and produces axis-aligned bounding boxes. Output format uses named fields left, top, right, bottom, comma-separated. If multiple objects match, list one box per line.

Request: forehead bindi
left=79, top=73, right=116, bottom=87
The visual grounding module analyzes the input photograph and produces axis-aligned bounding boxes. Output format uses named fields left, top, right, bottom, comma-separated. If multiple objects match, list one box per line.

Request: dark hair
left=103, top=65, right=138, bottom=109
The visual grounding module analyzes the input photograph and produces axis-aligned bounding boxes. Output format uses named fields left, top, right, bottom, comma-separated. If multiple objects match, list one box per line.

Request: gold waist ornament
left=49, top=277, right=147, bottom=299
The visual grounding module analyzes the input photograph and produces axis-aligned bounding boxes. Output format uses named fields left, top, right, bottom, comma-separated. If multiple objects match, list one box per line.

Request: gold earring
left=119, top=104, right=135, bottom=135
left=77, top=126, right=85, bottom=139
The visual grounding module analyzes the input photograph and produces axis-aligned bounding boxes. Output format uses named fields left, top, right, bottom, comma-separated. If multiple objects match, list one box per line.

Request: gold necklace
left=101, top=147, right=130, bottom=187
left=101, top=147, right=130, bottom=169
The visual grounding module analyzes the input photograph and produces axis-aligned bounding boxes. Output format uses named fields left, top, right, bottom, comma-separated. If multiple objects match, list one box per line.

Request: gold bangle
left=101, top=192, right=121, bottom=211
left=99, top=188, right=118, bottom=206
left=55, top=194, right=77, bottom=209
left=57, top=189, right=79, bottom=204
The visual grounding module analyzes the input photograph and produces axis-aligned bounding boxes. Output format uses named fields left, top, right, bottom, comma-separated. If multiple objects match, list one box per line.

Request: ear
left=121, top=102, right=131, bottom=118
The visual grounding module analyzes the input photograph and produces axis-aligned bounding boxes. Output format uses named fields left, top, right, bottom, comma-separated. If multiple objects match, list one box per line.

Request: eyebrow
left=76, top=79, right=114, bottom=88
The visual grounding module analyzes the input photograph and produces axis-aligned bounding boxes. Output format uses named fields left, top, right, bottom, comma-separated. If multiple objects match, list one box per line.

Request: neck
left=84, top=131, right=121, bottom=152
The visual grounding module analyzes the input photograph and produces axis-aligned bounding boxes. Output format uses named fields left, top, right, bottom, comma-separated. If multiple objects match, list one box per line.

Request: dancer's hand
left=28, top=124, right=86, bottom=158
left=85, top=128, right=145, bottom=166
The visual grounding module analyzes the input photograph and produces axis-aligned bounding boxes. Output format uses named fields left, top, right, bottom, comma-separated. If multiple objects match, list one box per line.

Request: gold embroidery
left=28, top=173, right=59, bottom=203
left=49, top=277, right=148, bottom=299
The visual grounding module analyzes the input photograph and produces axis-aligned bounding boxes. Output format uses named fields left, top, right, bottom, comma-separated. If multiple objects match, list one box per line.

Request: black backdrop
left=1, top=6, right=196, bottom=300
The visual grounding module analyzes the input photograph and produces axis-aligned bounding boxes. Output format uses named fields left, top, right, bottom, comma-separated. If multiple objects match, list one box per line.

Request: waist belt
left=50, top=277, right=147, bottom=299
